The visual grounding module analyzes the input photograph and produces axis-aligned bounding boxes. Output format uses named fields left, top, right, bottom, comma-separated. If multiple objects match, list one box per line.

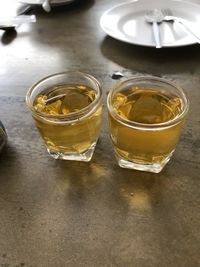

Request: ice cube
left=35, top=103, right=45, bottom=112
left=130, top=95, right=163, bottom=123
left=45, top=99, right=62, bottom=115
left=61, top=91, right=91, bottom=113
left=62, top=107, right=70, bottom=114
left=85, top=89, right=96, bottom=102
left=113, top=93, right=127, bottom=110
left=118, top=102, right=133, bottom=119
left=36, top=95, right=47, bottom=104
left=77, top=85, right=86, bottom=90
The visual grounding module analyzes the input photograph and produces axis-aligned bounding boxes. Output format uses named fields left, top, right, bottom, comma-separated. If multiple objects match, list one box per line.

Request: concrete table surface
left=0, top=0, right=199, bottom=266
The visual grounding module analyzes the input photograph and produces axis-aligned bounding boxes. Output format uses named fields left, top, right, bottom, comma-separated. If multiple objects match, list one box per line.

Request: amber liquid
left=33, top=84, right=102, bottom=156
left=109, top=87, right=184, bottom=165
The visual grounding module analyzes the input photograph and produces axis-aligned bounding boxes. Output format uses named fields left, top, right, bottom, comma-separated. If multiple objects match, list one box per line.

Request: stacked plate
left=100, top=0, right=200, bottom=47
left=19, top=0, right=75, bottom=7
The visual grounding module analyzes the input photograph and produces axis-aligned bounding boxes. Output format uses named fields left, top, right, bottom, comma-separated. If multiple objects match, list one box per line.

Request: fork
left=161, top=8, right=200, bottom=43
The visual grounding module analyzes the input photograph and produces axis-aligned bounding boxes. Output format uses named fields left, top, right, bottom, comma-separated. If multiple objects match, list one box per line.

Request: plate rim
left=18, top=0, right=75, bottom=6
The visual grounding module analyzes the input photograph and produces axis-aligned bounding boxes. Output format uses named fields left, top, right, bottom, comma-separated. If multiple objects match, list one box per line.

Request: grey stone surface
left=0, top=0, right=200, bottom=266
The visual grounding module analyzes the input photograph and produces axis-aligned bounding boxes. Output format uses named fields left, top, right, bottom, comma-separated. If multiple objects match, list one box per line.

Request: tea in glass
left=107, top=77, right=189, bottom=173
left=26, top=72, right=102, bottom=161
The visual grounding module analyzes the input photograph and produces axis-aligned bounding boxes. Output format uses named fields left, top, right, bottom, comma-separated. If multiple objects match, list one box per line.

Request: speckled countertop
left=0, top=0, right=199, bottom=266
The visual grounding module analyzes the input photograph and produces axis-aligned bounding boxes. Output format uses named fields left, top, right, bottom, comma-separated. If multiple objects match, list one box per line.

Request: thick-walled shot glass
left=26, top=71, right=102, bottom=161
left=107, top=76, right=189, bottom=173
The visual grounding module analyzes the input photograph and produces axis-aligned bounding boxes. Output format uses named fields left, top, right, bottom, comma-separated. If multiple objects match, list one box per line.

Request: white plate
left=19, top=0, right=75, bottom=6
left=100, top=0, right=200, bottom=47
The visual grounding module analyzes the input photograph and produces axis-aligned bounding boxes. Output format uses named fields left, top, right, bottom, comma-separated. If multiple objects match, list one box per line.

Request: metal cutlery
left=17, top=4, right=32, bottom=16
left=42, top=0, right=51, bottom=12
left=0, top=15, right=36, bottom=30
left=0, top=4, right=34, bottom=31
left=145, top=9, right=164, bottom=48
left=161, top=8, right=200, bottom=43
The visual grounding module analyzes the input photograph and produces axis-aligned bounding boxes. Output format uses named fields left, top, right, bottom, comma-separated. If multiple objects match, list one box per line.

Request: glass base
left=46, top=143, right=96, bottom=162
left=115, top=152, right=173, bottom=173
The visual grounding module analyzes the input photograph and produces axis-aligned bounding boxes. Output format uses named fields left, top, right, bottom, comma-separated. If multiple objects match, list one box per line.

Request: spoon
left=42, top=0, right=51, bottom=12
left=145, top=9, right=164, bottom=48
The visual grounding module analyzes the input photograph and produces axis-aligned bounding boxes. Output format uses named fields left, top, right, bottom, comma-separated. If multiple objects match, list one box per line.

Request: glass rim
left=107, top=76, right=190, bottom=129
left=26, top=71, right=102, bottom=120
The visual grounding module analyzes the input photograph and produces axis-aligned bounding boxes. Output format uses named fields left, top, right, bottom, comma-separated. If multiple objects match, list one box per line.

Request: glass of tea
left=107, top=76, right=189, bottom=173
left=26, top=71, right=102, bottom=161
